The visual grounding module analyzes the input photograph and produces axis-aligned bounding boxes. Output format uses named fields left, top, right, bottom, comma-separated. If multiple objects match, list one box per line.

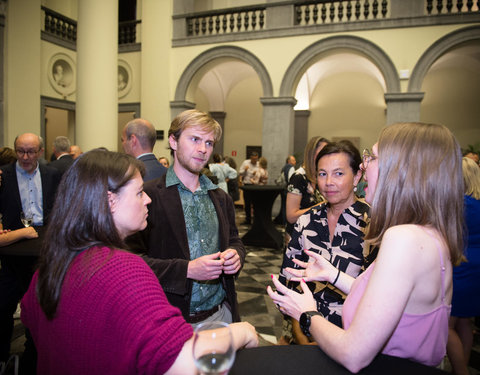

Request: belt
left=187, top=303, right=222, bottom=324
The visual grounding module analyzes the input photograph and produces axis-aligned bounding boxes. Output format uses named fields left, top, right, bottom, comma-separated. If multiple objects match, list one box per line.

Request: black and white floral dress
left=279, top=199, right=370, bottom=328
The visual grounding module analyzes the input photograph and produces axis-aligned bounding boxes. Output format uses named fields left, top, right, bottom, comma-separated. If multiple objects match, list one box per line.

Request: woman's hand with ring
left=267, top=274, right=317, bottom=321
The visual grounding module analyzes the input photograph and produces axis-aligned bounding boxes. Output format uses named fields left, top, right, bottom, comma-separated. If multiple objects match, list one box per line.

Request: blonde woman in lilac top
left=268, top=122, right=464, bottom=372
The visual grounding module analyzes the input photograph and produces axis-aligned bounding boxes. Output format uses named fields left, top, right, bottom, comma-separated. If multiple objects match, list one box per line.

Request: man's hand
left=187, top=252, right=224, bottom=281
left=220, top=248, right=241, bottom=274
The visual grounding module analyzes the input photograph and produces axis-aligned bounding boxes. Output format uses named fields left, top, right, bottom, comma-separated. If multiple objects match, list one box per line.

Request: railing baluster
left=355, top=0, right=361, bottom=19
left=252, top=11, right=257, bottom=29
left=373, top=0, right=379, bottom=18
left=457, top=0, right=464, bottom=12
left=229, top=14, right=235, bottom=31
left=236, top=13, right=242, bottom=31
left=322, top=3, right=327, bottom=22
left=305, top=4, right=311, bottom=24
left=338, top=2, right=344, bottom=21
left=244, top=11, right=250, bottom=30
left=364, top=0, right=370, bottom=19
left=382, top=0, right=388, bottom=17
left=313, top=4, right=319, bottom=23
left=208, top=16, right=213, bottom=34
left=330, top=2, right=335, bottom=22
left=347, top=1, right=353, bottom=20
left=259, top=9, right=265, bottom=28
left=437, top=0, right=443, bottom=14
left=222, top=14, right=227, bottom=32
left=296, top=5, right=302, bottom=25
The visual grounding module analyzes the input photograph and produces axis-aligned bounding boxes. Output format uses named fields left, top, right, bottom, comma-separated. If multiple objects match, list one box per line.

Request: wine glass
left=192, top=321, right=235, bottom=375
left=20, top=211, right=33, bottom=228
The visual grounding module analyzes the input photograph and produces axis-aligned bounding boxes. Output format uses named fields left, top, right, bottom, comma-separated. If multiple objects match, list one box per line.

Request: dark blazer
left=138, top=154, right=167, bottom=182
left=0, top=163, right=61, bottom=230
left=126, top=174, right=245, bottom=321
left=48, top=154, right=74, bottom=176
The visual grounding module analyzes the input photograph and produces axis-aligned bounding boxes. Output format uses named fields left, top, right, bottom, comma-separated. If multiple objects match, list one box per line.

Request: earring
left=353, top=186, right=358, bottom=193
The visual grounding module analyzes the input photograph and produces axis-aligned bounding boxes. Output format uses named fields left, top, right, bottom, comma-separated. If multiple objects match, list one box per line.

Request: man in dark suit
left=127, top=110, right=245, bottom=325
left=0, top=133, right=61, bottom=365
left=48, top=136, right=74, bottom=176
left=121, top=118, right=167, bottom=181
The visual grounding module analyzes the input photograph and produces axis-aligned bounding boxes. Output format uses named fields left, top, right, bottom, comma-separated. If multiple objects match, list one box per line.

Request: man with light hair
left=49, top=136, right=74, bottom=176
left=121, top=118, right=167, bottom=181
left=127, top=109, right=245, bottom=326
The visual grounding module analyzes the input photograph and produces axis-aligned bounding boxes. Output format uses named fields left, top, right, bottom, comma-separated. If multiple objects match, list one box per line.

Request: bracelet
left=332, top=269, right=340, bottom=286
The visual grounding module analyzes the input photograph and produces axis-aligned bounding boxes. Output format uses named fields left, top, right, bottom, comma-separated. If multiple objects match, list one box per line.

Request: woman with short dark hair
left=279, top=140, right=369, bottom=344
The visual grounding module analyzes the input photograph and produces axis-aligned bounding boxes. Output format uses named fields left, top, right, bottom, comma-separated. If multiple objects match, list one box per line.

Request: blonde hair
left=463, top=157, right=480, bottom=199
left=366, top=122, right=464, bottom=266
left=168, top=109, right=222, bottom=155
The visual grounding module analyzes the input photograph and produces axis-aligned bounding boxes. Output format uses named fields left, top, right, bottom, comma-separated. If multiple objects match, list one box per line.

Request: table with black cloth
left=230, top=345, right=447, bottom=375
left=240, top=185, right=284, bottom=250
left=0, top=226, right=46, bottom=257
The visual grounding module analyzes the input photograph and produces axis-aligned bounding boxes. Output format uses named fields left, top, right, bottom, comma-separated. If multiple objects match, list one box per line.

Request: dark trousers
left=0, top=257, right=36, bottom=362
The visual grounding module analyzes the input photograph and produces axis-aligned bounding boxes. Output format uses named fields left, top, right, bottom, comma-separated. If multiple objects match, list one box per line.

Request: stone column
left=76, top=0, right=118, bottom=151
left=385, top=93, right=424, bottom=125
left=260, top=96, right=297, bottom=180
left=294, top=110, right=311, bottom=160
left=210, top=111, right=226, bottom=157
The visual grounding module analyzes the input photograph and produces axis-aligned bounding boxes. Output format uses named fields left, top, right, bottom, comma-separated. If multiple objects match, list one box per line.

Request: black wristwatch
left=299, top=311, right=324, bottom=337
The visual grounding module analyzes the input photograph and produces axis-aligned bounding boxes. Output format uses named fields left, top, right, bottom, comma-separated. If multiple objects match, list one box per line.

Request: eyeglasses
left=15, top=149, right=39, bottom=157
left=362, top=148, right=378, bottom=170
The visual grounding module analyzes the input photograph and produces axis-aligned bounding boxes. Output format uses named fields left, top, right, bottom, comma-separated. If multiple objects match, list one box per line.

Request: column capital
left=384, top=92, right=424, bottom=103
left=260, top=96, right=297, bottom=107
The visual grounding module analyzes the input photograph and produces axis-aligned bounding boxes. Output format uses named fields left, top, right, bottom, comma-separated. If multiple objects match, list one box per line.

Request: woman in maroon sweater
left=21, top=150, right=257, bottom=374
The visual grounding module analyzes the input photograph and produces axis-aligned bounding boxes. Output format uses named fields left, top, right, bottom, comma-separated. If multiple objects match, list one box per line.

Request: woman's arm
left=0, top=227, right=38, bottom=247
left=165, top=322, right=258, bottom=375
left=286, top=193, right=309, bottom=224
left=268, top=227, right=420, bottom=373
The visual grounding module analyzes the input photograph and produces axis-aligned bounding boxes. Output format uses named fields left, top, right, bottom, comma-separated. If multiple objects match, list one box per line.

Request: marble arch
left=409, top=25, right=480, bottom=92
left=173, top=45, right=273, bottom=102
left=280, top=35, right=400, bottom=97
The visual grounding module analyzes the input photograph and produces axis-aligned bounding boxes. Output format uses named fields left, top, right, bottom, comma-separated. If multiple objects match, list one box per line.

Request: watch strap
left=300, top=310, right=323, bottom=337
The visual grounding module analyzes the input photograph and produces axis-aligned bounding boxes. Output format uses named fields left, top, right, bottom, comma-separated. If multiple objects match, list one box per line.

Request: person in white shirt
left=239, top=152, right=260, bottom=224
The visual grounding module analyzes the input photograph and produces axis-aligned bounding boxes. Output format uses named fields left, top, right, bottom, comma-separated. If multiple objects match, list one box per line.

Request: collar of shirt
left=15, top=160, right=40, bottom=177
left=136, top=152, right=154, bottom=159
left=165, top=167, right=218, bottom=192
left=57, top=153, right=70, bottom=159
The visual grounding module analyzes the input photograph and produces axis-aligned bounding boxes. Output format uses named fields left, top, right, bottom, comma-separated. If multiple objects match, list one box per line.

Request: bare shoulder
left=378, top=224, right=438, bottom=265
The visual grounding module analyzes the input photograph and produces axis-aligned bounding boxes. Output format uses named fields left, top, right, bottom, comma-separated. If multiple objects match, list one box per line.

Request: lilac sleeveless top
left=342, top=235, right=450, bottom=367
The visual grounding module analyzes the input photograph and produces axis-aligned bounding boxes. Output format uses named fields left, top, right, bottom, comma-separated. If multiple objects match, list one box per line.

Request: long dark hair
left=36, top=150, right=145, bottom=319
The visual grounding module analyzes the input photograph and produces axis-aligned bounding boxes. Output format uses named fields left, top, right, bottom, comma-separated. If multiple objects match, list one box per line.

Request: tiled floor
left=8, top=205, right=480, bottom=374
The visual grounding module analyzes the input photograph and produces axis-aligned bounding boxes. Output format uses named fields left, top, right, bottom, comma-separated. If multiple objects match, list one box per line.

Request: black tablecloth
left=240, top=185, right=284, bottom=249
left=230, top=345, right=447, bottom=375
left=0, top=226, right=46, bottom=256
